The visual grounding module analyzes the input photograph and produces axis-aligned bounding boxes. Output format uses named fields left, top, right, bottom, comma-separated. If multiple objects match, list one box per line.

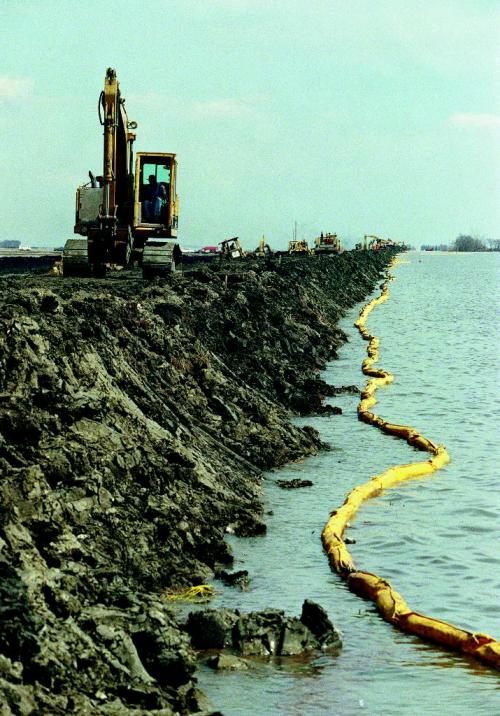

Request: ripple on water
left=197, top=253, right=500, bottom=716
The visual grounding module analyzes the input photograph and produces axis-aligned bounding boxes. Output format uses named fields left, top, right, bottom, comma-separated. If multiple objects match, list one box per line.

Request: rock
left=318, top=405, right=342, bottom=416
left=331, top=384, right=360, bottom=394
left=300, top=600, right=342, bottom=650
left=218, top=569, right=250, bottom=590
left=0, top=654, right=23, bottom=682
left=185, top=609, right=239, bottom=650
left=233, top=610, right=286, bottom=656
left=187, top=602, right=342, bottom=659
left=207, top=653, right=249, bottom=671
left=280, top=620, right=314, bottom=656
left=276, top=479, right=313, bottom=489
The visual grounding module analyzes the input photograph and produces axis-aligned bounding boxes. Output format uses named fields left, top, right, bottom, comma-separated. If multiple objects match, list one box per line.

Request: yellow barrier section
left=163, top=584, right=216, bottom=602
left=321, top=263, right=500, bottom=670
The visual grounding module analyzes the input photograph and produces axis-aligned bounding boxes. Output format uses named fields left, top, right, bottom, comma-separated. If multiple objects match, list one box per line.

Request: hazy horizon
left=1, top=1, right=498, bottom=250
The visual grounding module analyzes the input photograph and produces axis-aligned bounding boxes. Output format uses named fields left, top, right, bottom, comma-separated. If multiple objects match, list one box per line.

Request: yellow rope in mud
left=322, top=260, right=500, bottom=669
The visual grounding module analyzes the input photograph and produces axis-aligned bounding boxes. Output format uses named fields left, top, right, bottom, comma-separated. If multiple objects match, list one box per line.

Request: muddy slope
left=0, top=250, right=395, bottom=714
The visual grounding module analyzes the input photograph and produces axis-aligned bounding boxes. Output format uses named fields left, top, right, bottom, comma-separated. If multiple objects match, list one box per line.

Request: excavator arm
left=100, top=68, right=136, bottom=232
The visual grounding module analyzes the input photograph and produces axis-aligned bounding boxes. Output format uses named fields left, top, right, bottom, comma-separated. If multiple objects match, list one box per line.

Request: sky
left=1, top=0, right=499, bottom=250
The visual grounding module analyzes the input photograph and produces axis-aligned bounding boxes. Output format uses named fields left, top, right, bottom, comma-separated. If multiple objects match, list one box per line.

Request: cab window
left=140, top=161, right=171, bottom=202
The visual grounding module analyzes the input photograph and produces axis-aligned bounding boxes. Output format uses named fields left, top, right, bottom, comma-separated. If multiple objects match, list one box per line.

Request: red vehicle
left=199, top=246, right=219, bottom=254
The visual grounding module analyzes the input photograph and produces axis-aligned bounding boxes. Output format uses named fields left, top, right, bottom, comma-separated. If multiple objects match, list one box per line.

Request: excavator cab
left=253, top=235, right=273, bottom=257
left=134, top=153, right=179, bottom=233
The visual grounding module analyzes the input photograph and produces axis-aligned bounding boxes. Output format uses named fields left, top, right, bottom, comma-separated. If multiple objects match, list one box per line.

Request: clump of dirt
left=0, top=250, right=395, bottom=713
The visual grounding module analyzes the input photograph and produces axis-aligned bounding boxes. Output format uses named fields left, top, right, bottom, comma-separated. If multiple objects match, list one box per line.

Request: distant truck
left=314, top=232, right=341, bottom=255
left=199, top=246, right=219, bottom=254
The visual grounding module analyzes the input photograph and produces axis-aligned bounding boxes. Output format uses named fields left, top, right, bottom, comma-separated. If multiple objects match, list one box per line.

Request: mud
left=0, top=250, right=395, bottom=714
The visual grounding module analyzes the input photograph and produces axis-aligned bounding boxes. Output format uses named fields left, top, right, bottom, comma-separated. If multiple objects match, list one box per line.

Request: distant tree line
left=453, top=235, right=486, bottom=251
left=421, top=235, right=500, bottom=252
left=0, top=240, right=21, bottom=249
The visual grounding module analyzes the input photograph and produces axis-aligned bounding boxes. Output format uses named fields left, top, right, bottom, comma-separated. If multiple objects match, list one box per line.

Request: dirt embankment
left=0, top=250, right=395, bottom=714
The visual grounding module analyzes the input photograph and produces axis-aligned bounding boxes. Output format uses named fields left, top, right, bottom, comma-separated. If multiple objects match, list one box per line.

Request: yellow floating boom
left=321, top=259, right=500, bottom=669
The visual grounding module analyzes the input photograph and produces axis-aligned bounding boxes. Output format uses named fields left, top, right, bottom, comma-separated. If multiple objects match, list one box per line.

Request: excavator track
left=142, top=240, right=181, bottom=278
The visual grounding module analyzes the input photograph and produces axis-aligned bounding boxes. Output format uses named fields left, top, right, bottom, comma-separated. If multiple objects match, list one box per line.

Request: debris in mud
left=164, top=585, right=217, bottom=602
left=276, top=478, right=314, bottom=489
left=0, top=250, right=396, bottom=712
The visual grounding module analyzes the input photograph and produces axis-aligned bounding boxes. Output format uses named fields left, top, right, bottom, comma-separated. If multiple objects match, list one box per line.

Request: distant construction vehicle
left=288, top=239, right=311, bottom=255
left=63, top=68, right=181, bottom=277
left=314, top=232, right=342, bottom=255
left=253, top=236, right=273, bottom=257
left=219, top=237, right=245, bottom=259
left=355, top=235, right=398, bottom=251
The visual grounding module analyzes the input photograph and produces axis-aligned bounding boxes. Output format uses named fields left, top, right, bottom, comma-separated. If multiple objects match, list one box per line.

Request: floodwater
left=195, top=252, right=500, bottom=715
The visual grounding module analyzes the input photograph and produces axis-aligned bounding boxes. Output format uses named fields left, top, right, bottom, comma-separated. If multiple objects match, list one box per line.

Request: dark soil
left=0, top=250, right=396, bottom=714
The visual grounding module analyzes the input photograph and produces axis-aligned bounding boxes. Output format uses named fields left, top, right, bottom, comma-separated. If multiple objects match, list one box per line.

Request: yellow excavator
left=63, top=68, right=181, bottom=277
left=253, top=235, right=273, bottom=257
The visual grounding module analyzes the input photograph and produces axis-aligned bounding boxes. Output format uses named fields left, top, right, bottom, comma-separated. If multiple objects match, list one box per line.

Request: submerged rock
left=186, top=609, right=239, bottom=650
left=185, top=600, right=342, bottom=658
left=217, top=569, right=251, bottom=590
left=207, top=653, right=249, bottom=671
left=300, top=599, right=342, bottom=650
left=276, top=478, right=314, bottom=489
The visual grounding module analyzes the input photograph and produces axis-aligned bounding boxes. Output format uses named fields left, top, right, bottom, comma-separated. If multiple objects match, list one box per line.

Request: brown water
left=196, top=252, right=500, bottom=715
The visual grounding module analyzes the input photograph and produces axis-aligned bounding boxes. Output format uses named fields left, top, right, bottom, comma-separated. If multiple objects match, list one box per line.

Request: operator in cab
left=143, top=174, right=167, bottom=221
